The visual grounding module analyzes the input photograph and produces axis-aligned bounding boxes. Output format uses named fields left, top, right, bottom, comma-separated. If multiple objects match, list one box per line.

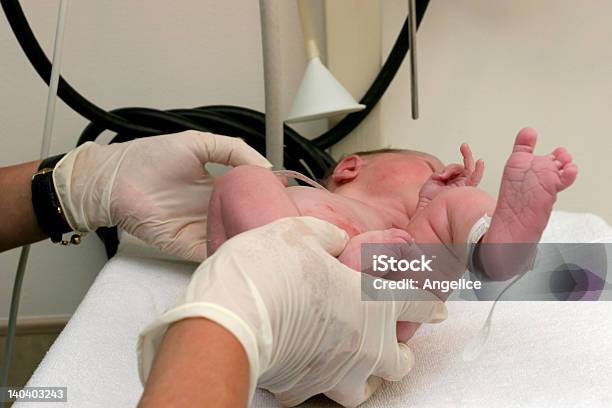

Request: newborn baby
left=206, top=127, right=577, bottom=341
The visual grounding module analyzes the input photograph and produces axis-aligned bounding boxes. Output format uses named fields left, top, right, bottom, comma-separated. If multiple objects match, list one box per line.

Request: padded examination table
left=17, top=212, right=612, bottom=407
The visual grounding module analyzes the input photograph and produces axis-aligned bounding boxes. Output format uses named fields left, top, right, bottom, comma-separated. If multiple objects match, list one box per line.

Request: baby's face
left=359, top=152, right=443, bottom=209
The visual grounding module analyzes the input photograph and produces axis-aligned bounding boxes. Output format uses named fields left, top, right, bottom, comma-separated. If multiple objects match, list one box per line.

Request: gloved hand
left=53, top=130, right=271, bottom=261
left=138, top=217, right=447, bottom=407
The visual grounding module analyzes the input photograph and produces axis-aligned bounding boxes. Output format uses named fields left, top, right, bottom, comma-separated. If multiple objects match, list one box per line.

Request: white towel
left=16, top=211, right=612, bottom=407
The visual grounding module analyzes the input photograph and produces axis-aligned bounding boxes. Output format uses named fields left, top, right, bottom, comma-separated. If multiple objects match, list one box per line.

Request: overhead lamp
left=286, top=0, right=365, bottom=124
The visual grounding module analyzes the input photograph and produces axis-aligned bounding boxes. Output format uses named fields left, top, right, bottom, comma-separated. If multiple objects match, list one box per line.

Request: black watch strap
left=31, top=154, right=73, bottom=243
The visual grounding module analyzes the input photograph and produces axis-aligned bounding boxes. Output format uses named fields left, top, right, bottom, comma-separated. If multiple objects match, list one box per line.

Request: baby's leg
left=408, top=128, right=577, bottom=281
left=207, top=165, right=299, bottom=254
left=406, top=186, right=497, bottom=287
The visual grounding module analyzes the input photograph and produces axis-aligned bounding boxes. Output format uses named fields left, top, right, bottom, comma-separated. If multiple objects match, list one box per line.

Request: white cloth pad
left=16, top=211, right=612, bottom=407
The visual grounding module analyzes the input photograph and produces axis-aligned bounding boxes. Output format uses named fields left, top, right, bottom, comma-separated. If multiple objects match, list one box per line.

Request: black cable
left=1, top=0, right=430, bottom=155
left=77, top=105, right=333, bottom=178
left=2, top=0, right=430, bottom=254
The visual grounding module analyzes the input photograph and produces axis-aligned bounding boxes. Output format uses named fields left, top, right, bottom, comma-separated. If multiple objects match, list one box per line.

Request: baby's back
left=286, top=186, right=393, bottom=238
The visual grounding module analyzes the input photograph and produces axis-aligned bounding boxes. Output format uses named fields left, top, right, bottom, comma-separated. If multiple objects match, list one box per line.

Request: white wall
left=380, top=0, right=612, bottom=223
left=0, top=0, right=326, bottom=318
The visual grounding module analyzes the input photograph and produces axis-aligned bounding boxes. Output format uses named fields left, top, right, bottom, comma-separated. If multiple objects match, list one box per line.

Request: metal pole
left=408, top=0, right=419, bottom=119
left=259, top=0, right=284, bottom=168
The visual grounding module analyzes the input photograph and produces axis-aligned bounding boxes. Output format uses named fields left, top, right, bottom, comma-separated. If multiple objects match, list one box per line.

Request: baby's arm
left=207, top=165, right=300, bottom=254
left=417, top=144, right=484, bottom=210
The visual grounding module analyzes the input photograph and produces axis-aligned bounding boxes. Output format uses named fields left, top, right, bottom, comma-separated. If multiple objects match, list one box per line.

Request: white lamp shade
left=286, top=57, right=365, bottom=123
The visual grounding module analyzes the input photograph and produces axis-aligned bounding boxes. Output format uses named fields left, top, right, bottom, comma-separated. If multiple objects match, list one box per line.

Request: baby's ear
left=332, top=155, right=365, bottom=184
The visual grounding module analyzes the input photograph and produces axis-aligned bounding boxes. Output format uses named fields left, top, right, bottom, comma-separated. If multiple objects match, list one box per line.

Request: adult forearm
left=0, top=160, right=46, bottom=251
left=139, top=318, right=250, bottom=408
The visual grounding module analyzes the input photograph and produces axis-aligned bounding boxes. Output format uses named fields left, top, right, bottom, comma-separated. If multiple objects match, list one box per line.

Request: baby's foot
left=482, top=128, right=578, bottom=278
left=486, top=128, right=577, bottom=243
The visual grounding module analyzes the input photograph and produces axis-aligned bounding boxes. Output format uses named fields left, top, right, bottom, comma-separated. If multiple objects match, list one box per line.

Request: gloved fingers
left=373, top=341, right=415, bottom=382
left=287, top=217, right=350, bottom=257
left=273, top=391, right=306, bottom=407
left=137, top=219, right=208, bottom=262
left=324, top=375, right=383, bottom=408
left=163, top=237, right=207, bottom=262
left=395, top=294, right=448, bottom=323
left=180, top=130, right=272, bottom=168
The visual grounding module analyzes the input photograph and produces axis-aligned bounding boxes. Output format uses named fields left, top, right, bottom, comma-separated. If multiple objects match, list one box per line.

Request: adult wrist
left=30, top=153, right=80, bottom=244
left=138, top=302, right=266, bottom=404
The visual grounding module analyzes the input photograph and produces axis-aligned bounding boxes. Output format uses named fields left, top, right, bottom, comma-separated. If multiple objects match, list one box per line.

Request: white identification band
left=466, top=214, right=491, bottom=275
left=463, top=215, right=536, bottom=362
left=468, top=214, right=492, bottom=245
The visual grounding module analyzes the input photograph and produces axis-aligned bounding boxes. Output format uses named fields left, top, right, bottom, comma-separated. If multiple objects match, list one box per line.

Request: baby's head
left=322, top=148, right=444, bottom=212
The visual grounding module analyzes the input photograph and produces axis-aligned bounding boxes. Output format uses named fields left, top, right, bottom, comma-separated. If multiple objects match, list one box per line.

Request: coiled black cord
left=1, top=0, right=430, bottom=255
left=1, top=0, right=429, bottom=153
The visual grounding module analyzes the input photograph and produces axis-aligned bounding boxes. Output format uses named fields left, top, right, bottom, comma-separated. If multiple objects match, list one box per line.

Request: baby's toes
left=559, top=163, right=578, bottom=190
left=550, top=147, right=573, bottom=169
left=513, top=128, right=538, bottom=153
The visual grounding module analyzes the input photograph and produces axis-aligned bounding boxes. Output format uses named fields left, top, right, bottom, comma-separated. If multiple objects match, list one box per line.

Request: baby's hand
left=338, top=228, right=414, bottom=272
left=417, top=143, right=484, bottom=210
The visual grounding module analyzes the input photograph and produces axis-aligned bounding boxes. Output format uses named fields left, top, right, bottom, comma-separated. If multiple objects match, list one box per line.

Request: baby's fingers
left=469, top=159, right=485, bottom=186
left=430, top=171, right=446, bottom=181
left=460, top=143, right=475, bottom=172
left=438, top=164, right=464, bottom=180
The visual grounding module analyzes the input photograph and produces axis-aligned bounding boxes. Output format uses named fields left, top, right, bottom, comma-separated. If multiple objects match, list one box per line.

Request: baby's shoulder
left=286, top=185, right=346, bottom=203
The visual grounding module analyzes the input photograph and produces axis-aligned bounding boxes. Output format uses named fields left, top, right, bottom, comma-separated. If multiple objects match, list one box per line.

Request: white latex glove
left=53, top=130, right=271, bottom=261
left=138, top=217, right=447, bottom=407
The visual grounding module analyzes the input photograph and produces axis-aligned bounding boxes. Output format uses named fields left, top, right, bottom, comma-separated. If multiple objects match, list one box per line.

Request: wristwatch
left=31, top=154, right=81, bottom=245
